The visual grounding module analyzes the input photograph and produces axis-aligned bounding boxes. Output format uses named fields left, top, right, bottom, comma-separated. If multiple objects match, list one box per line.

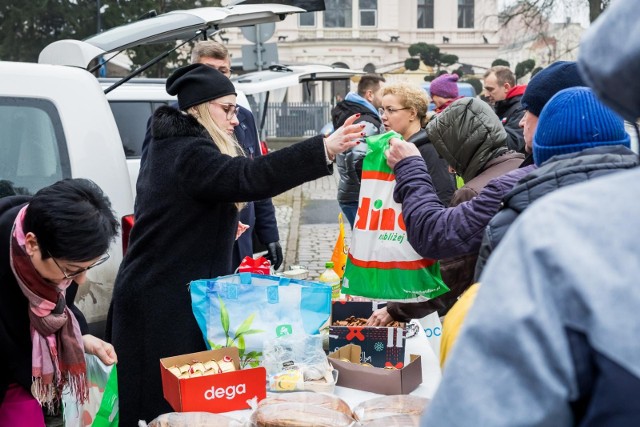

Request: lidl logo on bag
left=276, top=324, right=293, bottom=337
left=204, top=384, right=246, bottom=400
left=355, top=197, right=406, bottom=232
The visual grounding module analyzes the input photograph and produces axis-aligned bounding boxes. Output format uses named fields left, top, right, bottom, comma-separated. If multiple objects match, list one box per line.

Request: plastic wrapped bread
left=147, top=411, right=242, bottom=427
left=361, top=414, right=421, bottom=426
left=250, top=402, right=354, bottom=427
left=352, top=395, right=429, bottom=422
left=258, top=391, right=352, bottom=418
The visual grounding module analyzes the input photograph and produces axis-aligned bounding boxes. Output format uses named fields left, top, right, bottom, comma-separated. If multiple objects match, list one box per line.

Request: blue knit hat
left=521, top=61, right=585, bottom=117
left=533, top=87, right=630, bottom=166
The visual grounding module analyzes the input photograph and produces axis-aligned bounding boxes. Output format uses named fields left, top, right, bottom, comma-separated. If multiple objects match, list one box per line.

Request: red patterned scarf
left=9, top=206, right=87, bottom=410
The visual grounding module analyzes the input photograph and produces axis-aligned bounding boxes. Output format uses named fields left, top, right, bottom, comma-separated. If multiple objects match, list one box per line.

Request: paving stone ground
left=273, top=168, right=351, bottom=280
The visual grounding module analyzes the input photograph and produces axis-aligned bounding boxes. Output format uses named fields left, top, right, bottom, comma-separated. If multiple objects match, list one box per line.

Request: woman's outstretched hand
left=385, top=137, right=421, bottom=169
left=324, top=114, right=366, bottom=158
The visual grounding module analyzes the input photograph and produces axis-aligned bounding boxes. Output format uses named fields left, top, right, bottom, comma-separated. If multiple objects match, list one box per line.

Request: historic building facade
left=221, top=0, right=500, bottom=101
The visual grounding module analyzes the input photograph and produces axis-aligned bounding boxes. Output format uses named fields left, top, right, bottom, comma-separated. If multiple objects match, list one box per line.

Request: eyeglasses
left=378, top=107, right=410, bottom=116
left=210, top=102, right=240, bottom=120
left=47, top=250, right=110, bottom=279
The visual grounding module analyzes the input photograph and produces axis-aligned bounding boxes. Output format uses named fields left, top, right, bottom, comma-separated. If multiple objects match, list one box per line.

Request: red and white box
left=160, top=347, right=266, bottom=413
left=237, top=256, right=271, bottom=275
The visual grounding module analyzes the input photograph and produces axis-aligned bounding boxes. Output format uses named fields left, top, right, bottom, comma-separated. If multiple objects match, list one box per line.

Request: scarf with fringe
left=9, top=205, right=87, bottom=410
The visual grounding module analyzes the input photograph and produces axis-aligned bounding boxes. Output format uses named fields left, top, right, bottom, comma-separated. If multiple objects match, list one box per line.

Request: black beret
left=166, top=63, right=237, bottom=111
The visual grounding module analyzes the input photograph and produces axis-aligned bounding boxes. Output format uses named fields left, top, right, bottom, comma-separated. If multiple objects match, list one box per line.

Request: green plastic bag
left=342, top=131, right=450, bottom=301
left=63, top=355, right=119, bottom=427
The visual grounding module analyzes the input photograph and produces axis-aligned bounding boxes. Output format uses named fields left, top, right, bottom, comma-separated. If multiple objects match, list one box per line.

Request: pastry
left=204, top=360, right=221, bottom=373
left=190, top=362, right=205, bottom=373
left=218, top=355, right=236, bottom=373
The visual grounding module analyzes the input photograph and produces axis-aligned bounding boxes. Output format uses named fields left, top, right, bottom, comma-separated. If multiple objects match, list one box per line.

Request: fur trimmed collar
left=152, top=105, right=211, bottom=141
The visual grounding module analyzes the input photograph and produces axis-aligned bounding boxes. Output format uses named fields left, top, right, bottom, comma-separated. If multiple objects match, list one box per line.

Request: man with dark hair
left=331, top=74, right=386, bottom=228
left=483, top=65, right=526, bottom=153
left=0, top=179, right=119, bottom=425
left=142, top=40, right=283, bottom=270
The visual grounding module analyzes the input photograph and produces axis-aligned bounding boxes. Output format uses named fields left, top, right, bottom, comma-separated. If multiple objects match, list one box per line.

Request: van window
left=0, top=97, right=70, bottom=198
left=108, top=101, right=170, bottom=158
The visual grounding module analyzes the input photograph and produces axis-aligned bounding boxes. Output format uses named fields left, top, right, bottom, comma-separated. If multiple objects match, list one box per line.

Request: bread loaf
left=361, top=414, right=421, bottom=426
left=258, top=391, right=352, bottom=418
left=352, top=395, right=429, bottom=422
left=251, top=403, right=354, bottom=427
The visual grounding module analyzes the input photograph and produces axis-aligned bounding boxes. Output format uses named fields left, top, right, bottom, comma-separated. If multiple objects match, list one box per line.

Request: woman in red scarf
left=0, top=179, right=119, bottom=426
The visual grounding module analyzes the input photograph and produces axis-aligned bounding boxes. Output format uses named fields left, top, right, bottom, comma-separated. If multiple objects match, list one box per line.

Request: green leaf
left=237, top=335, right=246, bottom=352
left=232, top=313, right=256, bottom=341
left=218, top=296, right=230, bottom=337
left=244, top=351, right=261, bottom=360
left=234, top=329, right=265, bottom=338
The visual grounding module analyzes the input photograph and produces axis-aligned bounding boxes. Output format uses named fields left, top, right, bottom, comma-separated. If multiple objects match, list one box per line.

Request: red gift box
left=237, top=256, right=271, bottom=275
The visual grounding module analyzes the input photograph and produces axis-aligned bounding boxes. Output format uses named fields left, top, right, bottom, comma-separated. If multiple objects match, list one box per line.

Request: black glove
left=265, top=241, right=283, bottom=270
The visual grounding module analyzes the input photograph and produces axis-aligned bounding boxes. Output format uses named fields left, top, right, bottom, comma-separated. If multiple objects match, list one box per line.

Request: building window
left=458, top=0, right=474, bottom=28
left=417, top=0, right=434, bottom=29
left=359, top=0, right=377, bottom=27
left=324, top=0, right=352, bottom=28
left=299, top=12, right=315, bottom=27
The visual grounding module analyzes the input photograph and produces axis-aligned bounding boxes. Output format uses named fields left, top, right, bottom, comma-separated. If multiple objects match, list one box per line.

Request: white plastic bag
left=418, top=313, right=443, bottom=360
left=63, top=354, right=118, bottom=427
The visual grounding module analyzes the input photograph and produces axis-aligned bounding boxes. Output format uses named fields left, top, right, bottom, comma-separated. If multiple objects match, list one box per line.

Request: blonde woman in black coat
left=107, top=64, right=364, bottom=425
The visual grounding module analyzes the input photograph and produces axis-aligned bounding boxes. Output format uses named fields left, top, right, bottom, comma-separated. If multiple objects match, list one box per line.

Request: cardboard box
left=328, top=344, right=422, bottom=395
left=160, top=347, right=266, bottom=413
left=330, top=301, right=406, bottom=368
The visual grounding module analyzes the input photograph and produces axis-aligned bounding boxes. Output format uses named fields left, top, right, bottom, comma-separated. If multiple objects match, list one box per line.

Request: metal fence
left=255, top=102, right=333, bottom=139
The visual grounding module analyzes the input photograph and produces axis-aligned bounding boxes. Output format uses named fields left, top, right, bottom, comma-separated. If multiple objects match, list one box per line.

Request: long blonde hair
left=188, top=102, right=246, bottom=210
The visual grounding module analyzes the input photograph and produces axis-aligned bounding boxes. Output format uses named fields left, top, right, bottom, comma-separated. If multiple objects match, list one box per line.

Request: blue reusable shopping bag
left=190, top=273, right=332, bottom=368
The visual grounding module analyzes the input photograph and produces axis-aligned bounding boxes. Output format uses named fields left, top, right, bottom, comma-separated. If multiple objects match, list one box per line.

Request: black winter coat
left=494, top=94, right=526, bottom=153
left=141, top=103, right=279, bottom=270
left=407, top=129, right=456, bottom=207
left=0, top=196, right=87, bottom=405
left=475, top=145, right=639, bottom=279
left=107, top=106, right=332, bottom=426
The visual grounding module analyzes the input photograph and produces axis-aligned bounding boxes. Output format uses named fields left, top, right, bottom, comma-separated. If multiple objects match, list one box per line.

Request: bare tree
left=499, top=0, right=609, bottom=26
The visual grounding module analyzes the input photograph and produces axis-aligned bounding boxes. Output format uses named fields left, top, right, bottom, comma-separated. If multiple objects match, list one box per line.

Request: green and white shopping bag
left=342, top=131, right=450, bottom=302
